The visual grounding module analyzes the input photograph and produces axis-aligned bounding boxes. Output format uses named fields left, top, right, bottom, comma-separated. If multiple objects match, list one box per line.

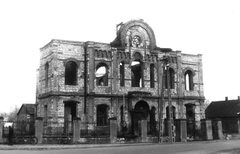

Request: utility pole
left=158, top=56, right=165, bottom=143
left=158, top=54, right=174, bottom=143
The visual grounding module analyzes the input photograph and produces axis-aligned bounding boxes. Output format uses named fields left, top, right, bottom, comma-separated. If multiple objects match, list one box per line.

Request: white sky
left=0, top=0, right=240, bottom=113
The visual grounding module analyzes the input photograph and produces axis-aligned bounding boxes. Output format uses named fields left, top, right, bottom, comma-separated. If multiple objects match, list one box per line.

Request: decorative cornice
left=37, top=91, right=205, bottom=101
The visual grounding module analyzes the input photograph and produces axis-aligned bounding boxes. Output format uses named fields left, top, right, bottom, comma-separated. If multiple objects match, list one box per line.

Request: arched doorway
left=131, top=101, right=150, bottom=135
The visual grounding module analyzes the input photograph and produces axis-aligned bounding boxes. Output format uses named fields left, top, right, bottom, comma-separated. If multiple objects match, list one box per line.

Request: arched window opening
left=185, top=70, right=194, bottom=91
left=95, top=64, right=108, bottom=86
left=165, top=68, right=175, bottom=89
left=120, top=62, right=125, bottom=86
left=150, top=64, right=155, bottom=88
left=166, top=106, right=176, bottom=119
left=45, top=63, right=49, bottom=88
left=65, top=61, right=78, bottom=85
left=97, top=104, right=108, bottom=126
left=131, top=61, right=143, bottom=87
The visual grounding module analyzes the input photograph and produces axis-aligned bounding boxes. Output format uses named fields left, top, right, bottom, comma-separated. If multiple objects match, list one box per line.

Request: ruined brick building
left=36, top=19, right=205, bottom=137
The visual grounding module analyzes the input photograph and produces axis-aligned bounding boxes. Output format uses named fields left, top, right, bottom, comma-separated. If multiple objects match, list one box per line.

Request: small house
left=17, top=104, right=36, bottom=122
left=205, top=97, right=240, bottom=134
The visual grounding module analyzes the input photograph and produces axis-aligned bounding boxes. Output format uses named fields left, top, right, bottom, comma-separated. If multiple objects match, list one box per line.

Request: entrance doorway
left=64, top=101, right=77, bottom=133
left=131, top=101, right=150, bottom=135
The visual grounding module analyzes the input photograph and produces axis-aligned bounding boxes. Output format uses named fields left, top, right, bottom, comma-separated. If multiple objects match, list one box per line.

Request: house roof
left=17, top=104, right=36, bottom=115
left=205, top=99, right=240, bottom=118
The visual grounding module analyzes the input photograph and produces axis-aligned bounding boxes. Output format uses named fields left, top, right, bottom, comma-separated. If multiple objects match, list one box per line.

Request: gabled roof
left=205, top=99, right=240, bottom=118
left=17, top=104, right=36, bottom=115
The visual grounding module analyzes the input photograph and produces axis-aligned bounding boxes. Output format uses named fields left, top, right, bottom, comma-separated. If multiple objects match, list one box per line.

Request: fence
left=43, top=121, right=73, bottom=136
left=42, top=121, right=73, bottom=144
left=80, top=122, right=110, bottom=138
left=3, top=121, right=35, bottom=137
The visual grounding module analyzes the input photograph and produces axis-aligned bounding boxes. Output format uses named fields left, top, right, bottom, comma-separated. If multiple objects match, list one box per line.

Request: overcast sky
left=0, top=0, right=239, bottom=113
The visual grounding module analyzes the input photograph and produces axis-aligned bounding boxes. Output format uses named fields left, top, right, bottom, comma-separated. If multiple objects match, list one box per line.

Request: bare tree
left=0, top=112, right=7, bottom=119
left=0, top=106, right=20, bottom=121
left=7, top=106, right=19, bottom=121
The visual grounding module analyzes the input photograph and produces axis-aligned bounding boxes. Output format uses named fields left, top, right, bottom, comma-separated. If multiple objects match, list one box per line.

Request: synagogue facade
left=36, top=19, right=205, bottom=137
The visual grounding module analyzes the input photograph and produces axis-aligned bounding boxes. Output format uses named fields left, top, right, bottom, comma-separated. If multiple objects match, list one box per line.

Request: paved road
left=1, top=140, right=240, bottom=154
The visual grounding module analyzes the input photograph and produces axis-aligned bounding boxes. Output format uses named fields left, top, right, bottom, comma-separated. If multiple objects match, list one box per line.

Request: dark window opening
left=187, top=110, right=194, bottom=119
left=44, top=105, right=48, bottom=123
left=64, top=102, right=77, bottom=121
left=165, top=68, right=175, bottom=89
left=45, top=63, right=49, bottom=88
left=150, top=107, right=156, bottom=131
left=120, top=106, right=127, bottom=132
left=185, top=104, right=195, bottom=137
left=96, top=64, right=108, bottom=86
left=185, top=70, right=194, bottom=91
left=120, top=62, right=125, bottom=86
left=65, top=61, right=78, bottom=85
left=97, top=104, right=108, bottom=126
left=166, top=106, right=176, bottom=119
left=186, top=104, right=195, bottom=119
left=120, top=106, right=123, bottom=124
left=150, top=64, right=155, bottom=88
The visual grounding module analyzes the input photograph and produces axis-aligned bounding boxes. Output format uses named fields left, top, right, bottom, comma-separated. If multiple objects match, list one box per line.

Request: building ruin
left=36, top=19, right=205, bottom=138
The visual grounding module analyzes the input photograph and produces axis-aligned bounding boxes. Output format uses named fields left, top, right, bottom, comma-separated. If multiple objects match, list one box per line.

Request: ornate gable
left=111, top=19, right=156, bottom=51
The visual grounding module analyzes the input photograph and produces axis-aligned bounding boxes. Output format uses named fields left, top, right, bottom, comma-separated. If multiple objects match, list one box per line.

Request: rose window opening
left=132, top=35, right=141, bottom=47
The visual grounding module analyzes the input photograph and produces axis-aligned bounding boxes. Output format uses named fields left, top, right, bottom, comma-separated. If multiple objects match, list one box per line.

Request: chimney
left=225, top=97, right=228, bottom=101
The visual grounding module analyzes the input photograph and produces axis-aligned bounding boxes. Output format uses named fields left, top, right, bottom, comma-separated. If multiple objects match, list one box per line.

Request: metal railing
left=43, top=121, right=73, bottom=136
left=80, top=122, right=110, bottom=138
